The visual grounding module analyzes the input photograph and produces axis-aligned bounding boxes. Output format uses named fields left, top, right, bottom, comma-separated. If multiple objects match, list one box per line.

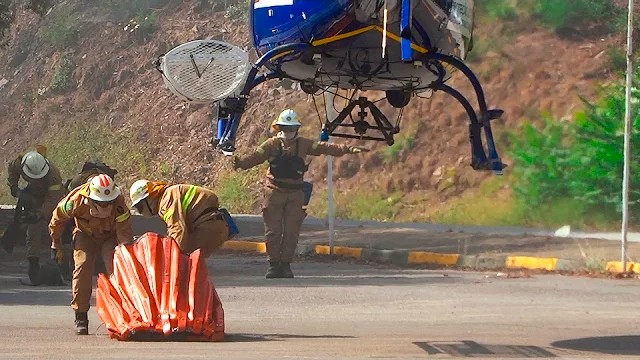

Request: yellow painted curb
left=408, top=251, right=459, bottom=266
left=314, top=245, right=362, bottom=259
left=605, top=261, right=640, bottom=273
left=222, top=240, right=267, bottom=253
left=506, top=256, right=558, bottom=271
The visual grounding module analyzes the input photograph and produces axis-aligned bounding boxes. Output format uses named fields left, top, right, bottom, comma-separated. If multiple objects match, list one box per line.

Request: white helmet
left=88, top=174, right=121, bottom=202
left=275, top=109, right=301, bottom=126
left=129, top=179, right=151, bottom=207
left=21, top=151, right=50, bottom=179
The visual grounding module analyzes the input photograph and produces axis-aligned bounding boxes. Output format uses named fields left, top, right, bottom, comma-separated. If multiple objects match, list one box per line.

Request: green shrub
left=41, top=6, right=78, bottom=48
left=607, top=47, right=627, bottom=73
left=216, top=167, right=261, bottom=213
left=49, top=53, right=75, bottom=93
left=533, top=0, right=624, bottom=33
left=382, top=135, right=414, bottom=164
left=477, top=0, right=517, bottom=20
left=38, top=120, right=154, bottom=192
left=508, top=117, right=575, bottom=208
left=508, top=66, right=640, bottom=225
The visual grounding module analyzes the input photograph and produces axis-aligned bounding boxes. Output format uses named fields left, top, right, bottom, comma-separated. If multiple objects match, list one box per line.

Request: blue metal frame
left=423, top=52, right=505, bottom=174
left=215, top=43, right=311, bottom=153
left=400, top=0, right=413, bottom=62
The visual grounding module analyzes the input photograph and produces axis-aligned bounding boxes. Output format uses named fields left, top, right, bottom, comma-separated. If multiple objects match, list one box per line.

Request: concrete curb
left=221, top=240, right=595, bottom=272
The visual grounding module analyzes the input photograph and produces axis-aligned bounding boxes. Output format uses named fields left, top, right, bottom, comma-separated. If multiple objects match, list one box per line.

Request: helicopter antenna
left=382, top=0, right=388, bottom=58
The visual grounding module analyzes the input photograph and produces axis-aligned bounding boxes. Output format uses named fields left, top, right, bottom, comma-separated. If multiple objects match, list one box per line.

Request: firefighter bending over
left=6, top=145, right=65, bottom=284
left=49, top=174, right=133, bottom=335
left=129, top=180, right=234, bottom=257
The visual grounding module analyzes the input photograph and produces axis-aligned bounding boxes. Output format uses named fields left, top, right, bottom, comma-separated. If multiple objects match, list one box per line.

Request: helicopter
left=155, top=0, right=506, bottom=174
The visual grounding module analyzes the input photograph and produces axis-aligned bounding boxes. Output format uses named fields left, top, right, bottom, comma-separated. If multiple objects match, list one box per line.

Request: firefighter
left=66, top=159, right=118, bottom=192
left=129, top=180, right=234, bottom=257
left=233, top=109, right=369, bottom=279
left=49, top=174, right=133, bottom=335
left=6, top=145, right=65, bottom=285
left=54, top=159, right=119, bottom=278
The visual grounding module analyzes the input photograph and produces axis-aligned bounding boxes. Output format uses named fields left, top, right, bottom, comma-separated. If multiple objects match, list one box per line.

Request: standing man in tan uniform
left=129, top=180, right=232, bottom=257
left=49, top=174, right=133, bottom=335
left=233, top=109, right=369, bottom=279
left=6, top=145, right=65, bottom=285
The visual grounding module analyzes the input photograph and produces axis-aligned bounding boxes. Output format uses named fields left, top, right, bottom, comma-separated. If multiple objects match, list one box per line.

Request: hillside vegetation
left=0, top=0, right=635, bottom=230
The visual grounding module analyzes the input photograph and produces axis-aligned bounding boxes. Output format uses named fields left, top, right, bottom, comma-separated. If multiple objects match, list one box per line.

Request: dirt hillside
left=0, top=0, right=623, bottom=221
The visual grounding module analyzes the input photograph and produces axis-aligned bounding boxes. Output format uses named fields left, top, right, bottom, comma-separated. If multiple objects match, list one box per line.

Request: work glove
left=51, top=247, right=64, bottom=264
left=349, top=146, right=370, bottom=154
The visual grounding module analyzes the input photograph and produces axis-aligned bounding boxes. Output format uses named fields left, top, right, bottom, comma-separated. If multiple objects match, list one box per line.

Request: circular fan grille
left=160, top=40, right=250, bottom=103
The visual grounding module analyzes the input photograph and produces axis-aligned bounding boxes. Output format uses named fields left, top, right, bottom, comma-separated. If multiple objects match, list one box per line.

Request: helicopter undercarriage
left=211, top=43, right=505, bottom=174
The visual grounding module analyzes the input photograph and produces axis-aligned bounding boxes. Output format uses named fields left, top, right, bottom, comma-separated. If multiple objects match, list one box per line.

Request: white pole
left=324, top=88, right=338, bottom=255
left=622, top=0, right=634, bottom=271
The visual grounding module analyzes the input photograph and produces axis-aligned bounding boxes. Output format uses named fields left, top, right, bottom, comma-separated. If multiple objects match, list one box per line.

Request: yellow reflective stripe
left=371, top=25, right=429, bottom=54
left=181, top=186, right=197, bottom=213
left=59, top=203, right=68, bottom=217
left=115, top=211, right=131, bottom=223
left=162, top=208, right=174, bottom=223
left=312, top=25, right=376, bottom=47
left=270, top=50, right=294, bottom=62
left=310, top=25, right=428, bottom=54
left=49, top=184, right=62, bottom=191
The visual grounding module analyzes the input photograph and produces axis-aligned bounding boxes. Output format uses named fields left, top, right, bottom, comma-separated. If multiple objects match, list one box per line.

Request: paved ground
left=1, top=250, right=640, bottom=359
left=2, top=209, right=640, bottom=265
left=233, top=215, right=640, bottom=264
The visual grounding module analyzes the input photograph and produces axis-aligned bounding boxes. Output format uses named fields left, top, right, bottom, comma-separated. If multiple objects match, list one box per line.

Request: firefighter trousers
left=26, top=219, right=48, bottom=259
left=71, top=231, right=116, bottom=313
left=182, top=217, right=229, bottom=257
left=262, top=187, right=306, bottom=263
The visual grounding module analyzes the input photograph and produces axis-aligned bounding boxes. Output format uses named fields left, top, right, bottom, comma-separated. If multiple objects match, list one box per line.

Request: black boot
left=265, top=261, right=282, bottom=279
left=27, top=256, right=41, bottom=285
left=279, top=262, right=294, bottom=278
left=75, top=312, right=89, bottom=335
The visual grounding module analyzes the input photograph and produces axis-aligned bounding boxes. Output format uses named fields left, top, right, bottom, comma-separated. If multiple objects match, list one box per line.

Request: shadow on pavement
left=551, top=335, right=640, bottom=355
left=0, top=279, right=71, bottom=306
left=415, top=340, right=558, bottom=358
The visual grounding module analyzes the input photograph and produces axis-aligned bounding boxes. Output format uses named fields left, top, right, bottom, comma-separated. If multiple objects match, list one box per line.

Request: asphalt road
left=1, top=253, right=640, bottom=359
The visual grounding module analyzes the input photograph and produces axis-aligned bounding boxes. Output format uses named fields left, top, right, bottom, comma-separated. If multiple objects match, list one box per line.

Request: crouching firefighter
left=233, top=109, right=369, bottom=279
left=49, top=174, right=133, bottom=335
left=129, top=180, right=238, bottom=257
left=5, top=146, right=65, bottom=285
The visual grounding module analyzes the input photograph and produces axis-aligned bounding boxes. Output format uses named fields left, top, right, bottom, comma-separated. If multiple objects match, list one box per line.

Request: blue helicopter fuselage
left=250, top=0, right=474, bottom=92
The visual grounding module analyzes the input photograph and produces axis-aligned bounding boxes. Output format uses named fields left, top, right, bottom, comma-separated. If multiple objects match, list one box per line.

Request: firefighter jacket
left=157, top=184, right=221, bottom=246
left=49, top=183, right=133, bottom=248
left=7, top=155, right=65, bottom=216
left=235, top=135, right=354, bottom=189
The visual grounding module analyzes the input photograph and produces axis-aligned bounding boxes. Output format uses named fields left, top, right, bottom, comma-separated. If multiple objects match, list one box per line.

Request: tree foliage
left=508, top=67, right=640, bottom=222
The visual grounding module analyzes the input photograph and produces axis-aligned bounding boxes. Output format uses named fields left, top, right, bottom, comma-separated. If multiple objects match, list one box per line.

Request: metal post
left=324, top=88, right=338, bottom=255
left=622, top=0, right=634, bottom=271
